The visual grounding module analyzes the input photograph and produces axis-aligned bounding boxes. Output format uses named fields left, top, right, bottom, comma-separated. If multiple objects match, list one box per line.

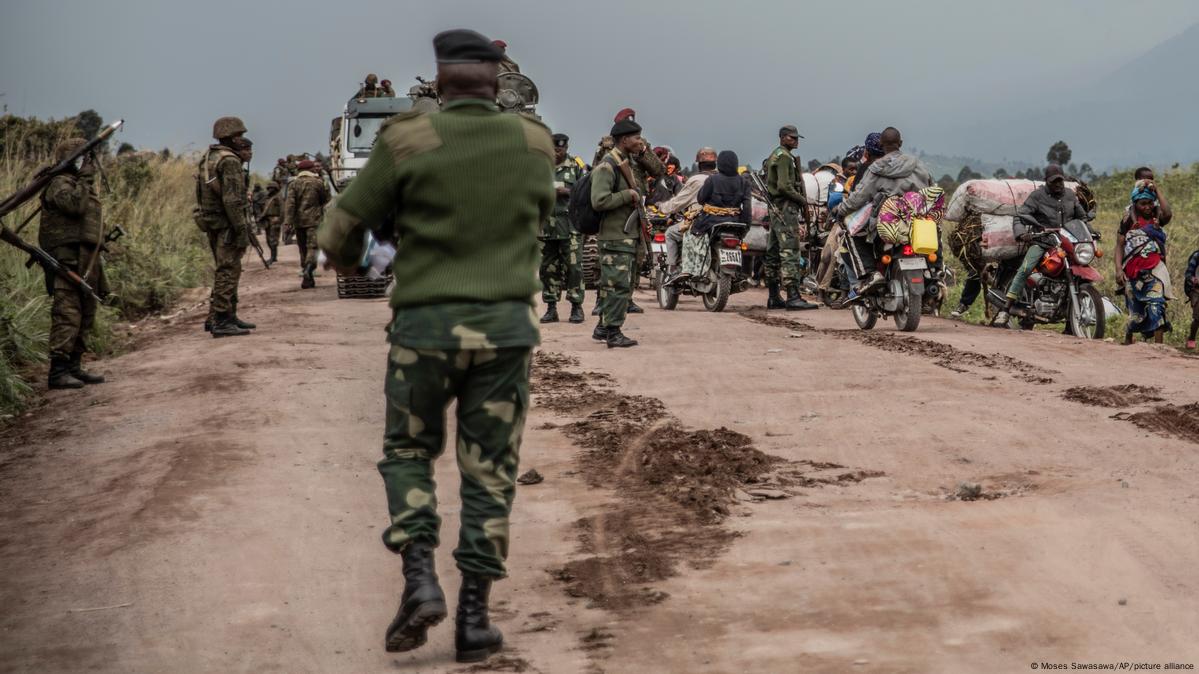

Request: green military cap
left=434, top=29, right=504, bottom=64
left=552, top=133, right=569, bottom=147
left=779, top=124, right=804, bottom=139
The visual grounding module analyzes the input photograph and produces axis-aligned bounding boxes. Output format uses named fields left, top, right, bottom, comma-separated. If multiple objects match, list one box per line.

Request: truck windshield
left=347, top=115, right=388, bottom=154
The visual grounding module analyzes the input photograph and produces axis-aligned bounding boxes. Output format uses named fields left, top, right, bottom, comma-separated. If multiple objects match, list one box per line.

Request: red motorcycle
left=985, top=216, right=1105, bottom=339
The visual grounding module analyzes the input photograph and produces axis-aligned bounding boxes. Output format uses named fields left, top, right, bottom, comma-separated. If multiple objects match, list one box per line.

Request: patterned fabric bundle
left=682, top=230, right=711, bottom=277
left=876, top=186, right=946, bottom=245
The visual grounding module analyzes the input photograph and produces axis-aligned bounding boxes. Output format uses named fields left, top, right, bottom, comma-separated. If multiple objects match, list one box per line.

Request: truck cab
left=329, top=96, right=414, bottom=188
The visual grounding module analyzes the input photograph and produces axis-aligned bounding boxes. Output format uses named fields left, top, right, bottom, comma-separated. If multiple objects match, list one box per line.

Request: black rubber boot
left=626, top=300, right=644, bottom=314
left=785, top=285, right=819, bottom=311
left=767, top=282, right=786, bottom=309
left=606, top=329, right=639, bottom=348
left=211, top=313, right=250, bottom=338
left=301, top=264, right=316, bottom=289
left=268, top=244, right=278, bottom=265
left=568, top=303, right=585, bottom=324
left=385, top=543, right=448, bottom=653
left=203, top=316, right=213, bottom=333
left=591, top=325, right=611, bottom=342
left=69, top=354, right=105, bottom=385
left=454, top=575, right=503, bottom=663
left=539, top=302, right=559, bottom=324
left=231, top=303, right=256, bottom=330
left=48, top=358, right=85, bottom=390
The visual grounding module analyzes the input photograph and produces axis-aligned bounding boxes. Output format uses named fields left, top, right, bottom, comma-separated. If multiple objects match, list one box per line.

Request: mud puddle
left=740, top=308, right=1057, bottom=384
left=1063, top=384, right=1164, bottom=408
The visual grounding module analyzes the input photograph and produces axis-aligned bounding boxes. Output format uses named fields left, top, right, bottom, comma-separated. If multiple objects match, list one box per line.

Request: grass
left=941, top=167, right=1199, bottom=346
left=1, top=118, right=212, bottom=417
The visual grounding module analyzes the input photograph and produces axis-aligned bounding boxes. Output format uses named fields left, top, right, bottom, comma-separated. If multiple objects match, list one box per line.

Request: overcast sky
left=3, top=0, right=1198, bottom=172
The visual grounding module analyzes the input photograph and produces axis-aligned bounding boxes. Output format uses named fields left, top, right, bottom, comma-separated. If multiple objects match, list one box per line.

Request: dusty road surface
left=2, top=250, right=1198, bottom=674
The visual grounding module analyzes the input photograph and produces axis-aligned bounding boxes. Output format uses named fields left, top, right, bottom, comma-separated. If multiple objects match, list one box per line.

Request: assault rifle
left=242, top=168, right=272, bottom=269
left=0, top=119, right=122, bottom=302
left=615, top=158, right=651, bottom=255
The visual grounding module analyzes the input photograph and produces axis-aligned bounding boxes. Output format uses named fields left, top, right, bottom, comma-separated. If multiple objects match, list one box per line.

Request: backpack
left=569, top=156, right=618, bottom=235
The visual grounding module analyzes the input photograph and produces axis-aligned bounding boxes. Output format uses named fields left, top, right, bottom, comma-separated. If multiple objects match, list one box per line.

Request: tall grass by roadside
left=1, top=116, right=211, bottom=417
left=942, top=166, right=1199, bottom=346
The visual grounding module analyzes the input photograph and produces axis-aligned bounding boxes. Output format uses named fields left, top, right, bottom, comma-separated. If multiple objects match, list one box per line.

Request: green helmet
left=365, top=73, right=378, bottom=85
left=54, top=137, right=88, bottom=163
left=212, top=116, right=247, bottom=140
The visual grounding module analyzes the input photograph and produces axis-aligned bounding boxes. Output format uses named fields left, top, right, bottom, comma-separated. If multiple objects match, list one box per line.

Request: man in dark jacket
left=991, top=164, right=1089, bottom=326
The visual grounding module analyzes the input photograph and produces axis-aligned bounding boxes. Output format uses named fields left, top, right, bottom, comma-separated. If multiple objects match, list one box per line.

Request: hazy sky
left=3, top=0, right=1198, bottom=172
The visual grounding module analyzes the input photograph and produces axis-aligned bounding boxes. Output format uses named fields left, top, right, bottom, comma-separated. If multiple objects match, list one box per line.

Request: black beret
left=552, top=133, right=569, bottom=147
left=434, top=29, right=504, bottom=64
left=610, top=119, right=642, bottom=138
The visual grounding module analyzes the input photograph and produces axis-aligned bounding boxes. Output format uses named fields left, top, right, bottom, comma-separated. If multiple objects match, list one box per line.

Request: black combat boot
left=301, top=264, right=316, bottom=289
left=48, top=358, right=85, bottom=390
left=568, top=303, right=585, bottom=324
left=627, top=300, right=644, bottom=314
left=231, top=303, right=256, bottom=330
left=539, top=302, right=559, bottom=324
left=606, top=329, right=639, bottom=348
left=204, top=316, right=213, bottom=333
left=211, top=313, right=250, bottom=338
left=69, top=353, right=105, bottom=385
left=591, top=324, right=610, bottom=342
left=591, top=303, right=602, bottom=316
left=454, top=575, right=503, bottom=663
left=385, top=543, right=448, bottom=653
left=268, top=244, right=278, bottom=265
left=767, top=282, right=786, bottom=309
left=785, top=285, right=819, bottom=311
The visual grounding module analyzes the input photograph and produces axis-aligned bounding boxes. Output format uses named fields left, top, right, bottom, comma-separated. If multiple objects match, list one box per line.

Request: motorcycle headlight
left=1074, top=242, right=1095, bottom=265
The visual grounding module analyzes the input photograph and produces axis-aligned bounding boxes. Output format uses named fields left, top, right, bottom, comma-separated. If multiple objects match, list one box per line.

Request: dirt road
left=2, top=250, right=1197, bottom=673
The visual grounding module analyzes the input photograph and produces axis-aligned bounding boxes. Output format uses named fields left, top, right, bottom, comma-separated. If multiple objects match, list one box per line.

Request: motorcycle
left=984, top=216, right=1105, bottom=339
left=850, top=240, right=935, bottom=332
left=653, top=221, right=752, bottom=312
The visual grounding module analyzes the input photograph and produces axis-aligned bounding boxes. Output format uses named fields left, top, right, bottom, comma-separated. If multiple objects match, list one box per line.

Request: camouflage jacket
left=285, top=172, right=330, bottom=230
left=590, top=149, right=640, bottom=242
left=765, top=146, right=806, bottom=206
left=194, top=145, right=249, bottom=239
left=262, top=192, right=282, bottom=224
left=39, top=171, right=102, bottom=251
left=543, top=159, right=582, bottom=239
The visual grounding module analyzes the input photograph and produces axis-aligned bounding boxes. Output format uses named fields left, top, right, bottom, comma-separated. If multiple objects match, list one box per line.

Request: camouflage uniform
left=194, top=144, right=249, bottom=322
left=540, top=159, right=585, bottom=306
left=764, top=145, right=806, bottom=287
left=285, top=171, right=330, bottom=269
left=592, top=142, right=662, bottom=309
left=39, top=156, right=104, bottom=372
left=317, top=98, right=554, bottom=578
left=591, top=148, right=644, bottom=330
left=261, top=188, right=283, bottom=248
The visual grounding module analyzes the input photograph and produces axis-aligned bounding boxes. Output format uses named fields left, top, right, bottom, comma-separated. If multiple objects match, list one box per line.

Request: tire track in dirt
left=529, top=351, right=882, bottom=669
left=1057, top=384, right=1199, bottom=446
left=740, top=308, right=1057, bottom=384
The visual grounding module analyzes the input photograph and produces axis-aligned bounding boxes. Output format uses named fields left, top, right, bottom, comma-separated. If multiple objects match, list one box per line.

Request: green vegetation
left=943, top=165, right=1199, bottom=346
left=1, top=114, right=211, bottom=417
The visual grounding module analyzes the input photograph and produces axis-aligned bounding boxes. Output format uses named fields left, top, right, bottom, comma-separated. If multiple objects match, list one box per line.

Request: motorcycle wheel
left=852, top=303, right=878, bottom=330
left=1068, top=283, right=1105, bottom=340
left=654, top=268, right=679, bottom=311
left=703, top=274, right=732, bottom=312
left=894, top=279, right=923, bottom=332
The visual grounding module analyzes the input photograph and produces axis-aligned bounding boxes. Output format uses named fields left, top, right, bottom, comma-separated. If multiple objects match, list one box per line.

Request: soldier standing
left=195, top=116, right=256, bottom=337
left=285, top=159, right=330, bottom=289
left=539, top=133, right=586, bottom=324
left=317, top=29, right=553, bottom=664
left=39, top=138, right=107, bottom=388
left=261, top=183, right=283, bottom=264
left=590, top=117, right=645, bottom=348
left=356, top=73, right=382, bottom=98
left=764, top=125, right=818, bottom=310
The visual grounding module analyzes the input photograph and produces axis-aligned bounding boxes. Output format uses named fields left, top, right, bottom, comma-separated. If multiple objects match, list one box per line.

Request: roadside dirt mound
left=1121, top=403, right=1199, bottom=445
left=1063, top=384, right=1164, bottom=408
left=531, top=351, right=615, bottom=413
left=740, top=308, right=1056, bottom=384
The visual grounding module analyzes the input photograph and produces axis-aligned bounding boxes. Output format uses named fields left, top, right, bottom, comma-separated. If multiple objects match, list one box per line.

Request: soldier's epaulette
left=517, top=115, right=554, bottom=162
left=377, top=112, right=442, bottom=162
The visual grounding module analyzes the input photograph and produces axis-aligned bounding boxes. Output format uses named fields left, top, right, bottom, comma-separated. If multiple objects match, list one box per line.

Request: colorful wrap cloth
left=1126, top=272, right=1171, bottom=339
left=876, top=186, right=946, bottom=245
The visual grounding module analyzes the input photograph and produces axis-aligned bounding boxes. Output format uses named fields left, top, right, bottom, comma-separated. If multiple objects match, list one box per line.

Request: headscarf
left=1130, top=179, right=1157, bottom=204
left=844, top=145, right=865, bottom=163
left=864, top=132, right=884, bottom=158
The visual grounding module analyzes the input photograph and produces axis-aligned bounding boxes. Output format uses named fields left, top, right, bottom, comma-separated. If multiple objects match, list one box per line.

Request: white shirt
left=657, top=171, right=713, bottom=215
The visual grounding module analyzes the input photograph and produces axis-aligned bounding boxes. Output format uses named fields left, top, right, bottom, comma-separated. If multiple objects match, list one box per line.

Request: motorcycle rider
left=658, top=147, right=718, bottom=284
left=991, top=164, right=1089, bottom=327
left=675, top=150, right=751, bottom=280
left=831, top=127, right=933, bottom=295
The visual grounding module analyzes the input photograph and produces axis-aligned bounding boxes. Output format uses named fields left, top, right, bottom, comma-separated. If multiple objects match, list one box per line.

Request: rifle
left=0, top=119, right=122, bottom=300
left=615, top=159, right=651, bottom=253
left=242, top=168, right=272, bottom=269
left=749, top=171, right=787, bottom=228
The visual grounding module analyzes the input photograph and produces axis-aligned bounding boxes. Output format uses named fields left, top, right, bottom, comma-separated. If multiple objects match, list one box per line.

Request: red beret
left=297, top=159, right=315, bottom=170
left=492, top=39, right=507, bottom=49
left=614, top=108, right=636, bottom=123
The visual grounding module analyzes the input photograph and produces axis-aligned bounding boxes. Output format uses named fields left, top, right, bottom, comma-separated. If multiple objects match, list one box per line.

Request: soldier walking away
left=539, top=133, right=586, bottom=324
left=590, top=117, right=646, bottom=348
left=261, top=183, right=283, bottom=264
left=286, top=159, right=330, bottom=288
left=39, top=138, right=107, bottom=389
left=764, top=125, right=818, bottom=310
left=195, top=116, right=256, bottom=338
left=251, top=184, right=267, bottom=233
left=317, top=29, right=553, bottom=664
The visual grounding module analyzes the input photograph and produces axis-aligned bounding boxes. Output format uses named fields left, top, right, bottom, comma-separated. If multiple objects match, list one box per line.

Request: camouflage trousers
left=764, top=201, right=803, bottom=287
left=598, top=239, right=637, bottom=329
left=47, top=245, right=98, bottom=360
left=296, top=227, right=318, bottom=268
left=539, top=235, right=584, bottom=305
left=380, top=344, right=532, bottom=578
left=263, top=219, right=281, bottom=248
left=209, top=229, right=244, bottom=315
